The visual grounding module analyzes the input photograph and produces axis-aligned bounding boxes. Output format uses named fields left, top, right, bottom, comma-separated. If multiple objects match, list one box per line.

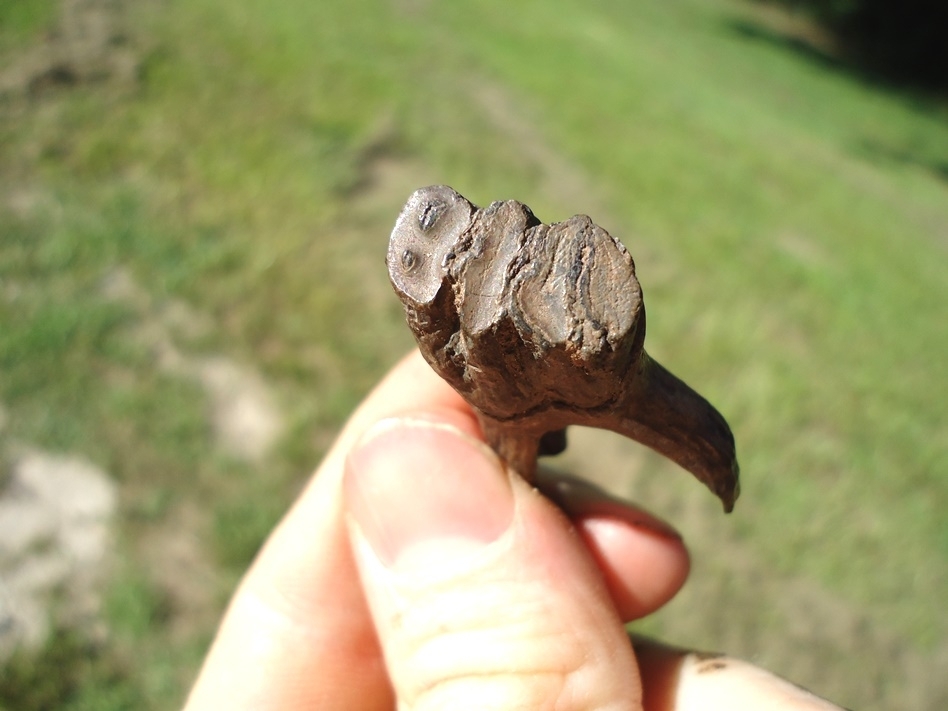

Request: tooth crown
left=388, top=185, right=740, bottom=512
left=388, top=186, right=644, bottom=416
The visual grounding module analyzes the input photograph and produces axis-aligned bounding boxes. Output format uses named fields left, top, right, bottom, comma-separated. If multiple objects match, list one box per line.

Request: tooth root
left=477, top=417, right=541, bottom=482
left=609, top=354, right=740, bottom=512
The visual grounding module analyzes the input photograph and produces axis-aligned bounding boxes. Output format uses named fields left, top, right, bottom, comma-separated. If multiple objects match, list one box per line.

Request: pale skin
left=184, top=350, right=845, bottom=711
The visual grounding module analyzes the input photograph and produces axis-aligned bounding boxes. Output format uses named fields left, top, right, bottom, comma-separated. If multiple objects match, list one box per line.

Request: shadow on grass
left=853, top=138, right=948, bottom=183
left=728, top=17, right=848, bottom=74
left=726, top=17, right=948, bottom=184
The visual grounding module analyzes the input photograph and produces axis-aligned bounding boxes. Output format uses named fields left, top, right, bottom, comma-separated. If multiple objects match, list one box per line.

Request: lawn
left=1, top=0, right=946, bottom=708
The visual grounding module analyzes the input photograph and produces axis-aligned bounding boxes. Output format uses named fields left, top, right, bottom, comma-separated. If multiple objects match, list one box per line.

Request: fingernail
left=344, top=418, right=515, bottom=569
left=538, top=473, right=682, bottom=541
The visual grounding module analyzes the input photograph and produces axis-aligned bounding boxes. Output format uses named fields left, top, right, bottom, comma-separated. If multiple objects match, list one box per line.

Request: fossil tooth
left=388, top=185, right=740, bottom=512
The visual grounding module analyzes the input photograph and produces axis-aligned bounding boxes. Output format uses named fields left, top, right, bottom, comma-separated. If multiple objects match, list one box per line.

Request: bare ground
left=0, top=260, right=286, bottom=662
left=0, top=0, right=140, bottom=99
left=0, top=451, right=116, bottom=659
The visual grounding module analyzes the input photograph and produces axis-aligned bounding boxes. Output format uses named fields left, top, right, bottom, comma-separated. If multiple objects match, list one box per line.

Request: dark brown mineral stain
left=696, top=660, right=729, bottom=674
left=691, top=651, right=726, bottom=662
left=388, top=185, right=740, bottom=512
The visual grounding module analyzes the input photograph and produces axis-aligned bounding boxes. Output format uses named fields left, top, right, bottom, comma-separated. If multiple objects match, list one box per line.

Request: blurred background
left=1, top=0, right=946, bottom=708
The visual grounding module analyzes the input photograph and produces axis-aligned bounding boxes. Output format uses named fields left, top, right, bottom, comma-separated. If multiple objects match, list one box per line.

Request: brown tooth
left=387, top=185, right=740, bottom=512
left=609, top=354, right=740, bottom=513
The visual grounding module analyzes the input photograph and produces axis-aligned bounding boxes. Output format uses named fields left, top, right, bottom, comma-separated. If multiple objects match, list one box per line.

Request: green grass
left=0, top=0, right=57, bottom=51
left=0, top=628, right=147, bottom=711
left=1, top=0, right=946, bottom=708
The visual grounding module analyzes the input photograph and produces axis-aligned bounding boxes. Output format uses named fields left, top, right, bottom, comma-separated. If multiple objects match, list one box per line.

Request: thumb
left=344, top=416, right=643, bottom=710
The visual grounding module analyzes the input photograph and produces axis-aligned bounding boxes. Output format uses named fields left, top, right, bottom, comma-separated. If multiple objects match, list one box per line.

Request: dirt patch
left=102, top=268, right=285, bottom=463
left=0, top=0, right=141, bottom=98
left=0, top=451, right=117, bottom=661
left=0, top=242, right=288, bottom=675
left=193, top=357, right=283, bottom=463
left=137, top=503, right=220, bottom=642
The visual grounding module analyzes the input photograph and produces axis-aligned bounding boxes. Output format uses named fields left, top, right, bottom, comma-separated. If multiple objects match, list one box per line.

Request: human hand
left=184, top=350, right=843, bottom=710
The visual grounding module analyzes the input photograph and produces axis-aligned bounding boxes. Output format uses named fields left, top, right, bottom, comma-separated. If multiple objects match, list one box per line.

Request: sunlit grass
left=1, top=0, right=946, bottom=707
